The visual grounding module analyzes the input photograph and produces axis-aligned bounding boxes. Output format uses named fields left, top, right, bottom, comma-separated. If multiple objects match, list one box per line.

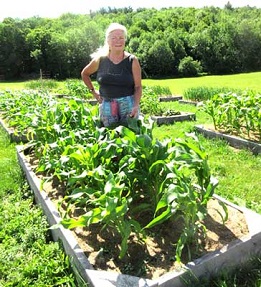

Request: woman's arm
left=81, top=58, right=102, bottom=103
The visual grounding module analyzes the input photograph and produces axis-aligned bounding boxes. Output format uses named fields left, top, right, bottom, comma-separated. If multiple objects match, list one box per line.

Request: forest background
left=0, top=4, right=261, bottom=80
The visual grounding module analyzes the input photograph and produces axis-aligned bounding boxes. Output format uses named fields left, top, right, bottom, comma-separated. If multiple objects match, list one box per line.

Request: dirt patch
left=35, top=167, right=249, bottom=280
left=69, top=198, right=248, bottom=279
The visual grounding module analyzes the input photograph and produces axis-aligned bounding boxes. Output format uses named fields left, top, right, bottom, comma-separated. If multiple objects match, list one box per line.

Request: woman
left=81, top=23, right=142, bottom=127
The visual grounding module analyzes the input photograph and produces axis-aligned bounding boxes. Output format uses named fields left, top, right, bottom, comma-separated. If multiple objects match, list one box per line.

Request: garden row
left=0, top=89, right=216, bottom=263
left=0, top=87, right=260, bottom=286
left=50, top=79, right=261, bottom=143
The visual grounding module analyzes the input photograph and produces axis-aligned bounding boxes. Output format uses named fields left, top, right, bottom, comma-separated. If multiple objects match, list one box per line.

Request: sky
left=0, top=0, right=260, bottom=22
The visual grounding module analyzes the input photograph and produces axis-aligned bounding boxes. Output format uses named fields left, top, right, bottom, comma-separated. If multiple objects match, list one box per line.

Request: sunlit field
left=143, top=71, right=261, bottom=95
left=1, top=71, right=261, bottom=95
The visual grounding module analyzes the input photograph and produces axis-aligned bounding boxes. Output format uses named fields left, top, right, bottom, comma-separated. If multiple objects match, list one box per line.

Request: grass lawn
left=143, top=71, right=261, bottom=95
left=0, top=128, right=87, bottom=286
left=1, top=71, right=261, bottom=95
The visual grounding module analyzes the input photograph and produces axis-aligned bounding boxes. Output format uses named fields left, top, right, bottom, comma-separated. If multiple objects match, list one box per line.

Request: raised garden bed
left=152, top=112, right=196, bottom=125
left=16, top=144, right=261, bottom=287
left=55, top=94, right=96, bottom=104
left=54, top=99, right=197, bottom=125
left=159, top=96, right=182, bottom=102
left=86, top=99, right=98, bottom=105
left=62, top=96, right=183, bottom=106
left=0, top=116, right=28, bottom=143
left=195, top=124, right=261, bottom=155
left=178, top=99, right=201, bottom=106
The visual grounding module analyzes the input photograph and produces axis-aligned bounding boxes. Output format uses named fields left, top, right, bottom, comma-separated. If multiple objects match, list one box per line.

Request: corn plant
left=201, top=90, right=261, bottom=142
left=0, top=90, right=221, bottom=261
left=0, top=90, right=50, bottom=136
left=55, top=125, right=219, bottom=260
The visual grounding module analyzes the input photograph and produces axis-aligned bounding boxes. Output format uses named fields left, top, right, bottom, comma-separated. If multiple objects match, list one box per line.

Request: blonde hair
left=91, top=23, right=127, bottom=59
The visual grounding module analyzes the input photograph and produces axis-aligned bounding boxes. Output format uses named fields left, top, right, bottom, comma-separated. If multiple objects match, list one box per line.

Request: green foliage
left=142, top=72, right=261, bottom=96
left=25, top=79, right=59, bottom=90
left=140, top=85, right=163, bottom=115
left=64, top=79, right=94, bottom=99
left=145, top=40, right=175, bottom=77
left=1, top=7, right=261, bottom=79
left=0, top=129, right=82, bottom=287
left=139, top=85, right=175, bottom=116
left=183, top=86, right=243, bottom=101
left=178, top=56, right=203, bottom=77
left=1, top=83, right=261, bottom=285
left=153, top=105, right=261, bottom=215
left=183, top=256, right=261, bottom=287
left=0, top=90, right=46, bottom=136
left=140, top=85, right=179, bottom=116
left=0, top=90, right=219, bottom=262
left=54, top=121, right=217, bottom=261
left=201, top=90, right=261, bottom=141
left=150, top=85, right=172, bottom=95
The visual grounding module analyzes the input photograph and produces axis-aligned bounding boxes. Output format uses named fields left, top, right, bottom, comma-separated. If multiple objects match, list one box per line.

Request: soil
left=202, top=123, right=260, bottom=143
left=3, top=114, right=251, bottom=279
left=26, top=153, right=249, bottom=280
left=0, top=104, right=255, bottom=278
left=71, top=198, right=248, bottom=279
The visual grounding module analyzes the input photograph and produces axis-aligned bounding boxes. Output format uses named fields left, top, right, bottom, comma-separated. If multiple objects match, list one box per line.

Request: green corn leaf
left=143, top=206, right=172, bottom=229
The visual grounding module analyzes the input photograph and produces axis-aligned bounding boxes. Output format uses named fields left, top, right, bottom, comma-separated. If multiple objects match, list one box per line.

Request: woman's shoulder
left=125, top=51, right=135, bottom=58
left=124, top=52, right=138, bottom=63
left=95, top=55, right=109, bottom=66
left=98, top=55, right=108, bottom=62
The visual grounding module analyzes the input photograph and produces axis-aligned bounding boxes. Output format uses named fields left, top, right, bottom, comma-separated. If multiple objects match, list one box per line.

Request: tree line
left=0, top=4, right=261, bottom=80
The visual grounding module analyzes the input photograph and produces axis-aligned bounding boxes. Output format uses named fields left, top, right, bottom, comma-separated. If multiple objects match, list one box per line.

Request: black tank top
left=96, top=55, right=134, bottom=99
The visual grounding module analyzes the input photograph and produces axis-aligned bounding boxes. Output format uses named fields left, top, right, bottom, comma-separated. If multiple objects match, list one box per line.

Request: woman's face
left=107, top=29, right=126, bottom=52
